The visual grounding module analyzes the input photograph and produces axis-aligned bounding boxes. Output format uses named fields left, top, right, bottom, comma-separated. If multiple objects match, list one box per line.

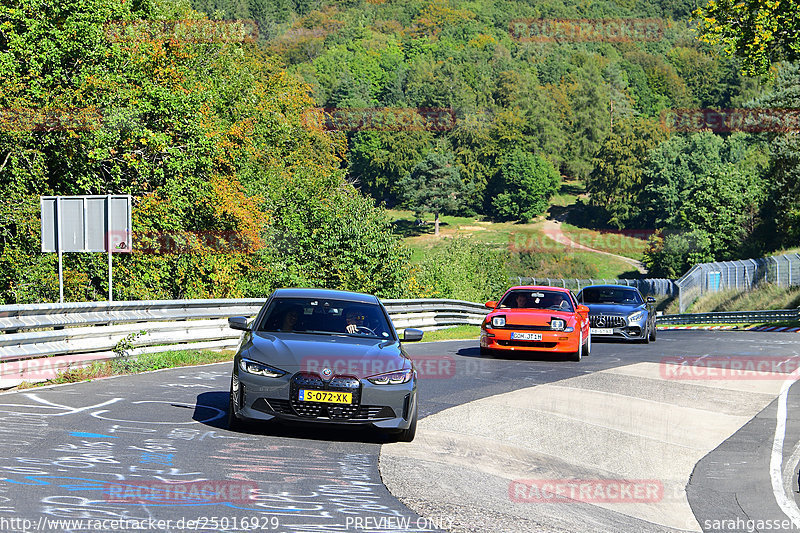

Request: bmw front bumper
left=231, top=365, right=416, bottom=430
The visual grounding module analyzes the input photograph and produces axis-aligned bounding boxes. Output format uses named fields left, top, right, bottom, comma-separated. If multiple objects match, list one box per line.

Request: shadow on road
left=456, top=346, right=578, bottom=362
left=193, top=391, right=400, bottom=444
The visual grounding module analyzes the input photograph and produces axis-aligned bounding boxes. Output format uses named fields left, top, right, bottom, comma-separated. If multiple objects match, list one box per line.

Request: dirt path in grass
left=542, top=219, right=648, bottom=275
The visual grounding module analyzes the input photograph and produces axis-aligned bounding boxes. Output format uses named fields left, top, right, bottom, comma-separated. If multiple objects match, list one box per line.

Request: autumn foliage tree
left=0, top=0, right=411, bottom=303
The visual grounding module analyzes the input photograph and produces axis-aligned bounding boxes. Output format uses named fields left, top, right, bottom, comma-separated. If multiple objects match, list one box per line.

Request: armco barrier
left=0, top=298, right=490, bottom=387
left=656, top=309, right=799, bottom=324
left=2, top=297, right=792, bottom=387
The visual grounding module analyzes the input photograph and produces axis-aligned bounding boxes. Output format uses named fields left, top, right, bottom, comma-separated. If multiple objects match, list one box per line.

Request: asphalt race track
left=1, top=331, right=800, bottom=533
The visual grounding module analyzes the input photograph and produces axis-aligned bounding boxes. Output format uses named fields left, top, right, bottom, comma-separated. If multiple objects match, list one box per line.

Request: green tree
left=586, top=117, right=668, bottom=228
left=414, top=237, right=509, bottom=302
left=695, top=0, right=800, bottom=75
left=748, top=63, right=800, bottom=250
left=398, top=150, right=468, bottom=236
left=0, top=0, right=412, bottom=303
left=643, top=230, right=713, bottom=278
left=487, top=149, right=560, bottom=223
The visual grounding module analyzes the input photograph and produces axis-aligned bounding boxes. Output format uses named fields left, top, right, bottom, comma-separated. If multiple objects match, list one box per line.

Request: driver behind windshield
left=345, top=308, right=369, bottom=334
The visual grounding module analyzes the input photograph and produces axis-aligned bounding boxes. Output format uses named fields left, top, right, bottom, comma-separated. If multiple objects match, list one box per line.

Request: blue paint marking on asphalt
left=70, top=431, right=117, bottom=439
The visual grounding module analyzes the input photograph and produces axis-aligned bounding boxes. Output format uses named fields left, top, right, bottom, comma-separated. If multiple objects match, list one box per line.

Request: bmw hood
left=585, top=303, right=645, bottom=316
left=245, top=332, right=410, bottom=378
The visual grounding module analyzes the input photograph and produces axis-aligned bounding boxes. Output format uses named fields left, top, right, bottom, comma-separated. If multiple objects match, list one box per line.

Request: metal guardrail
left=0, top=298, right=490, bottom=387
left=657, top=309, right=800, bottom=325
left=3, top=296, right=795, bottom=387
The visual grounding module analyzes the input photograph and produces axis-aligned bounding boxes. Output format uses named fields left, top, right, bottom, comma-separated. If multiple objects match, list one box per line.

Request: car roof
left=271, top=288, right=379, bottom=304
left=580, top=285, right=641, bottom=290
left=505, top=285, right=572, bottom=294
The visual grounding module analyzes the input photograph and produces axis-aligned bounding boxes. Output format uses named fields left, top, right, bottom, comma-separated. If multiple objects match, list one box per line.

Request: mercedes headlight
left=239, top=358, right=286, bottom=378
left=627, top=311, right=645, bottom=323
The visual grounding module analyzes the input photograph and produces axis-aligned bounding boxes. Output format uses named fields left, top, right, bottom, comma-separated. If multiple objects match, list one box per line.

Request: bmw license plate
left=511, top=332, right=542, bottom=341
left=298, top=390, right=352, bottom=404
left=591, top=328, right=613, bottom=335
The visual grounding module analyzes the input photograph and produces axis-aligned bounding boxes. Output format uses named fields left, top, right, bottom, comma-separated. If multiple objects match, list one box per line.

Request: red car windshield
left=498, top=290, right=574, bottom=312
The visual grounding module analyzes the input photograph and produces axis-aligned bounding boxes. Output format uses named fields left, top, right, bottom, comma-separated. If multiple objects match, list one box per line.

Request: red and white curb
left=657, top=325, right=800, bottom=332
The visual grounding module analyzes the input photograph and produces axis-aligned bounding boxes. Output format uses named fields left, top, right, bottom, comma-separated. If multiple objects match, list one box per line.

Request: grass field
left=418, top=325, right=481, bottom=342
left=19, top=349, right=235, bottom=389
left=387, top=208, right=644, bottom=279
left=558, top=222, right=649, bottom=261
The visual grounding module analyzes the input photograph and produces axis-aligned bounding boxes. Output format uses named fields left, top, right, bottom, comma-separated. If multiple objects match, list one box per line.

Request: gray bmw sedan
left=226, top=288, right=423, bottom=441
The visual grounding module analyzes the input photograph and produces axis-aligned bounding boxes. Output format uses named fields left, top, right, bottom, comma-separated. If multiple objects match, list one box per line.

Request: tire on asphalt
left=570, top=331, right=583, bottom=362
left=227, top=380, right=243, bottom=431
left=396, top=402, right=417, bottom=442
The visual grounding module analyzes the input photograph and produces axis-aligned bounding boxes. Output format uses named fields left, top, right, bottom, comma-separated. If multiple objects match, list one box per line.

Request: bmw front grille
left=289, top=373, right=362, bottom=420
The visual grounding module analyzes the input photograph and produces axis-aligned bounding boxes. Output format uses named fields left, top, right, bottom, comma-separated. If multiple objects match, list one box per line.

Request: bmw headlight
left=368, top=369, right=414, bottom=385
left=627, top=311, right=645, bottom=323
left=491, top=315, right=506, bottom=328
left=239, top=358, right=286, bottom=378
left=550, top=318, right=566, bottom=330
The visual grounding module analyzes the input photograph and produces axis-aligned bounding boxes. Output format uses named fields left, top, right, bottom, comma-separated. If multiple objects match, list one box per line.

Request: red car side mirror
left=485, top=301, right=497, bottom=309
left=577, top=305, right=589, bottom=313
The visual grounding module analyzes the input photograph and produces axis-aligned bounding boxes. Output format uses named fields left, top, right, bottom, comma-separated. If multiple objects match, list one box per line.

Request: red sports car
left=480, top=286, right=591, bottom=361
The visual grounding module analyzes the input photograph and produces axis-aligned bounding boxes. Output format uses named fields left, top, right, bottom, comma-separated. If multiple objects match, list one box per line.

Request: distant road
left=542, top=219, right=648, bottom=275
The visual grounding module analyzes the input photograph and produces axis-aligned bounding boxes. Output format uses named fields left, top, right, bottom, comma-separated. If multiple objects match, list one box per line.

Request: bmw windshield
left=257, top=297, right=394, bottom=340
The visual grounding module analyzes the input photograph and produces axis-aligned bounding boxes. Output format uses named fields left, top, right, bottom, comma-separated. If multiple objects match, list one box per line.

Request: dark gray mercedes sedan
left=226, top=288, right=423, bottom=441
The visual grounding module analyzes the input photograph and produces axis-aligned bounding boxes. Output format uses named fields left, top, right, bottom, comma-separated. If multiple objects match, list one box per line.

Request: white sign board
left=41, top=195, right=132, bottom=252
left=40, top=195, right=133, bottom=302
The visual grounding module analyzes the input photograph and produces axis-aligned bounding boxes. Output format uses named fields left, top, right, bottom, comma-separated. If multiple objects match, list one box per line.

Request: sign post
left=41, top=195, right=132, bottom=302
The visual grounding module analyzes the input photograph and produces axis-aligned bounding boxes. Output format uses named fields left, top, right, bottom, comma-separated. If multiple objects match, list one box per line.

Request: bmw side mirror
left=403, top=328, right=424, bottom=342
left=228, top=316, right=250, bottom=331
